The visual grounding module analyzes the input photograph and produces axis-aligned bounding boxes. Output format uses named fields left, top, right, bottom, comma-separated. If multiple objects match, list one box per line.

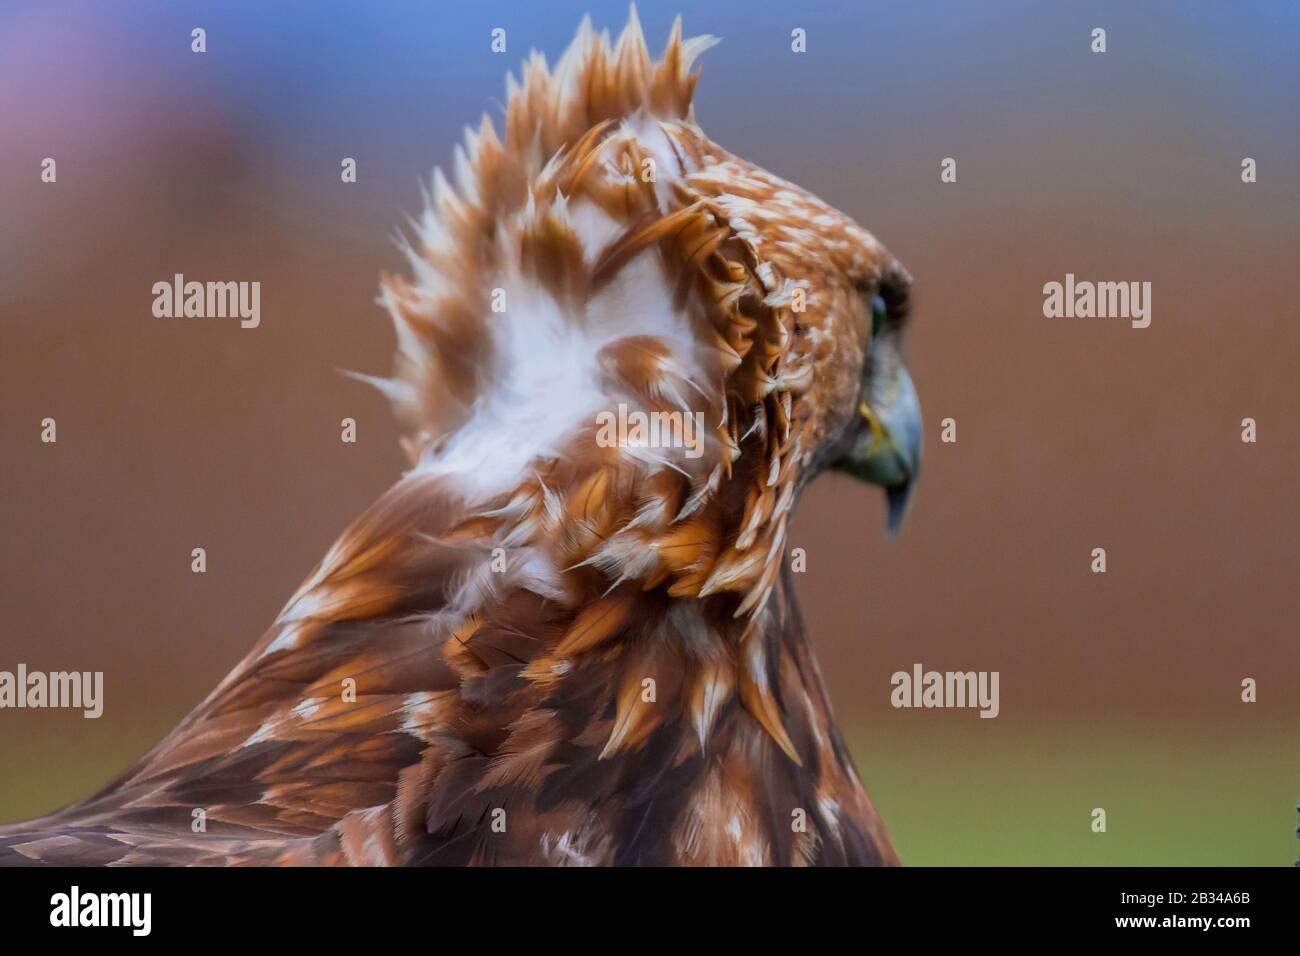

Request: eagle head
left=376, top=11, right=921, bottom=545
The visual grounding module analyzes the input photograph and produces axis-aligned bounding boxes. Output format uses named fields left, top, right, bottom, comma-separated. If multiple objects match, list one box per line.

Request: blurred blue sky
left=6, top=1, right=1297, bottom=182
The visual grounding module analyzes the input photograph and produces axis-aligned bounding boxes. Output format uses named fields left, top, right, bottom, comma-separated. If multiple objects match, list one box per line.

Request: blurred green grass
left=2, top=711, right=1294, bottom=865
left=849, top=715, right=1297, bottom=866
left=0, top=709, right=182, bottom=826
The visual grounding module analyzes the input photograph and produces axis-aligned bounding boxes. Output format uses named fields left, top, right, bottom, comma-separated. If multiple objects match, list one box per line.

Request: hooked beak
left=842, top=365, right=922, bottom=535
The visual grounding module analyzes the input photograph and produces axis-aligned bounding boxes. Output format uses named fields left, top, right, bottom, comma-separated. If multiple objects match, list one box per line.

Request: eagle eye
left=870, top=294, right=889, bottom=337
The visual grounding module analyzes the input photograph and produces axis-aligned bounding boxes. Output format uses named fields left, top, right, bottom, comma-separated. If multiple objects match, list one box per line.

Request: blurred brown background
left=2, top=0, right=1296, bottom=863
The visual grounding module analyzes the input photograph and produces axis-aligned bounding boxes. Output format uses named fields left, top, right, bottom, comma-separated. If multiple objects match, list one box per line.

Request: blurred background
left=1, top=0, right=1297, bottom=864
